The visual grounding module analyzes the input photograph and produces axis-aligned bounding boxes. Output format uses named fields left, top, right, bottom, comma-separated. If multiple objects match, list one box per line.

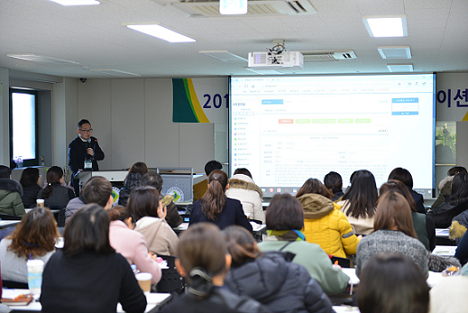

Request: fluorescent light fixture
left=7, top=54, right=80, bottom=65
left=363, top=16, right=407, bottom=37
left=378, top=46, right=411, bottom=59
left=90, top=69, right=140, bottom=77
left=199, top=50, right=247, bottom=62
left=49, top=0, right=100, bottom=6
left=387, top=63, right=413, bottom=72
left=220, top=0, right=248, bottom=15
left=127, top=24, right=195, bottom=43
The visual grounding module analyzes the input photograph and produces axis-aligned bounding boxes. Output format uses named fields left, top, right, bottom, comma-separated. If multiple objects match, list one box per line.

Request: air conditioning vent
left=171, top=0, right=316, bottom=17
left=302, top=50, right=357, bottom=62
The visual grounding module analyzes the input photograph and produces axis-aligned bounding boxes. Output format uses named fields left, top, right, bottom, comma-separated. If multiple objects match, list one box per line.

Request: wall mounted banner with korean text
left=436, top=72, right=468, bottom=121
left=172, top=78, right=228, bottom=123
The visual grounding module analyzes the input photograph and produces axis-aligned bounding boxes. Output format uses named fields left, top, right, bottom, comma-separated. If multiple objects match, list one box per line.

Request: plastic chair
left=156, top=255, right=185, bottom=295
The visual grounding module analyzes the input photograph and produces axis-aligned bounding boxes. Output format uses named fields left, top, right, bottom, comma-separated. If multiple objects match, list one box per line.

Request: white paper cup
left=136, top=272, right=152, bottom=294
left=27, top=259, right=44, bottom=295
left=36, top=199, right=45, bottom=208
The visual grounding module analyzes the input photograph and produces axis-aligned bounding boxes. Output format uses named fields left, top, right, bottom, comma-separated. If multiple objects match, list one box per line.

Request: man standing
left=68, top=119, right=105, bottom=194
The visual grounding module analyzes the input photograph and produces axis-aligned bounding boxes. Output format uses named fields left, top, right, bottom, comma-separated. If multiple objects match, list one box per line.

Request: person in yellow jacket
left=296, top=178, right=361, bottom=258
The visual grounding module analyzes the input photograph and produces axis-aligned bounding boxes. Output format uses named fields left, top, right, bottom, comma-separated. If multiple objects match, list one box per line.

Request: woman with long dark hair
left=429, top=172, right=468, bottom=229
left=223, top=225, right=333, bottom=313
left=380, top=180, right=435, bottom=251
left=19, top=167, right=42, bottom=208
left=355, top=191, right=428, bottom=278
left=0, top=207, right=59, bottom=283
left=37, top=166, right=75, bottom=210
left=337, top=169, right=378, bottom=235
left=388, top=167, right=426, bottom=214
left=189, top=170, right=252, bottom=232
left=40, top=204, right=146, bottom=313
left=119, top=162, right=148, bottom=206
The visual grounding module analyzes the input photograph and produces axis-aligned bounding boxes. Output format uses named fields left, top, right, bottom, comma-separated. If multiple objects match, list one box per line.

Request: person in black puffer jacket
left=119, top=162, right=148, bottom=206
left=223, top=225, right=334, bottom=313
left=428, top=173, right=468, bottom=228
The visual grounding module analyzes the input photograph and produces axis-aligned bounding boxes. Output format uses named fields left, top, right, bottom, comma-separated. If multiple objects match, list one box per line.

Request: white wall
left=76, top=78, right=214, bottom=173
left=0, top=68, right=9, bottom=165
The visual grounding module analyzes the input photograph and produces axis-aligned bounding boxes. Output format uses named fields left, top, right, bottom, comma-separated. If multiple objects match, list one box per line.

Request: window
left=10, top=89, right=38, bottom=167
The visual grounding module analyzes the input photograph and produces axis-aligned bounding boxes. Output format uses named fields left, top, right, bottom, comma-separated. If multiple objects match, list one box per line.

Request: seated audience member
left=324, top=171, right=344, bottom=202
left=107, top=206, right=161, bottom=284
left=19, top=167, right=42, bottom=208
left=0, top=207, right=59, bottom=283
left=118, top=162, right=148, bottom=207
left=192, top=160, right=223, bottom=202
left=225, top=168, right=265, bottom=223
left=40, top=204, right=146, bottom=313
left=380, top=180, right=436, bottom=251
left=448, top=173, right=468, bottom=239
left=223, top=225, right=334, bottom=313
left=65, top=176, right=113, bottom=224
left=296, top=178, right=360, bottom=258
left=190, top=170, right=252, bottom=232
left=37, top=166, right=75, bottom=225
left=258, top=193, right=349, bottom=295
left=0, top=165, right=25, bottom=216
left=128, top=186, right=179, bottom=256
left=455, top=229, right=468, bottom=266
left=431, top=166, right=467, bottom=209
left=159, top=223, right=270, bottom=313
left=356, top=191, right=429, bottom=278
left=430, top=275, right=468, bottom=313
left=388, top=167, right=426, bottom=214
left=139, top=172, right=183, bottom=228
left=337, top=170, right=378, bottom=235
left=357, top=253, right=429, bottom=313
left=428, top=172, right=468, bottom=229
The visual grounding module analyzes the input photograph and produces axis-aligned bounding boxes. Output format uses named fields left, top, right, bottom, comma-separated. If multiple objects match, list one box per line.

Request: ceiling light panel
left=387, top=64, right=414, bottom=72
left=7, top=54, right=80, bottom=65
left=378, top=46, right=412, bottom=59
left=127, top=25, right=195, bottom=43
left=363, top=16, right=407, bottom=37
left=49, top=0, right=100, bottom=6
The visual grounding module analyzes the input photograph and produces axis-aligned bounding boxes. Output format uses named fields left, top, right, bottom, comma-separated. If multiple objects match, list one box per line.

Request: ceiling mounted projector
left=248, top=51, right=304, bottom=69
left=248, top=41, right=303, bottom=69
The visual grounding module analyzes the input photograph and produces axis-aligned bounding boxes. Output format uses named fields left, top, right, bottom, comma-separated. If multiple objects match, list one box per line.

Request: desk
left=25, top=209, right=60, bottom=214
left=0, top=220, right=20, bottom=229
left=5, top=290, right=171, bottom=313
left=432, top=245, right=457, bottom=256
left=340, top=268, right=444, bottom=288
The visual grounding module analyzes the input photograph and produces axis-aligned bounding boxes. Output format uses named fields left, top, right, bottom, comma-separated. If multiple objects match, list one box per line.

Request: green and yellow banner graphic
left=172, top=78, right=228, bottom=123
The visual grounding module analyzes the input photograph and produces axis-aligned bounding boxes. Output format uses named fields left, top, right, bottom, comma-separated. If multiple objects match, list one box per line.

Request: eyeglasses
left=79, top=128, right=93, bottom=133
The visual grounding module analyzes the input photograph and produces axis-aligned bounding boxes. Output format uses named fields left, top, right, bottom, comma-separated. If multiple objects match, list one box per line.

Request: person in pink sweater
left=107, top=206, right=162, bottom=284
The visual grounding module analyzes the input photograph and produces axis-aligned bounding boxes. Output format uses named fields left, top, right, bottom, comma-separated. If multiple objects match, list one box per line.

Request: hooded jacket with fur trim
left=297, top=193, right=359, bottom=258
left=225, top=174, right=265, bottom=223
left=0, top=178, right=25, bottom=216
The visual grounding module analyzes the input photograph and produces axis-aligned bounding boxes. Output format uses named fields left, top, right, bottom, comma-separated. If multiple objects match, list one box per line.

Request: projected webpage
left=230, top=74, right=435, bottom=198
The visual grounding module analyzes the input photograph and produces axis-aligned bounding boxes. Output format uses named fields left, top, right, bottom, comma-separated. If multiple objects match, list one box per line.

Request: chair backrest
left=0, top=214, right=22, bottom=221
left=156, top=255, right=185, bottom=295
left=330, top=256, right=351, bottom=268
left=2, top=280, right=28, bottom=289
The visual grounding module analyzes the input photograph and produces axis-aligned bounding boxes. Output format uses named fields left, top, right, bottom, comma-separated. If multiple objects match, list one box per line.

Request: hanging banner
left=172, top=78, right=228, bottom=123
left=436, top=72, right=468, bottom=121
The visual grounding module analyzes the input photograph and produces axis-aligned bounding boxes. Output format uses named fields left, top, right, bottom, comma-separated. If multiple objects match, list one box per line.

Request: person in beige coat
left=225, top=169, right=265, bottom=223
left=127, top=186, right=179, bottom=256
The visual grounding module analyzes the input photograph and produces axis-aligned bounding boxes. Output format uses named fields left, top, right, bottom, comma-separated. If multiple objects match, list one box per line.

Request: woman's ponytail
left=201, top=170, right=228, bottom=221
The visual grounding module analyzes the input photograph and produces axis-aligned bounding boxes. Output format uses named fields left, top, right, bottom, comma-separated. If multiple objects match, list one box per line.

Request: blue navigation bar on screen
left=262, top=99, right=284, bottom=105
